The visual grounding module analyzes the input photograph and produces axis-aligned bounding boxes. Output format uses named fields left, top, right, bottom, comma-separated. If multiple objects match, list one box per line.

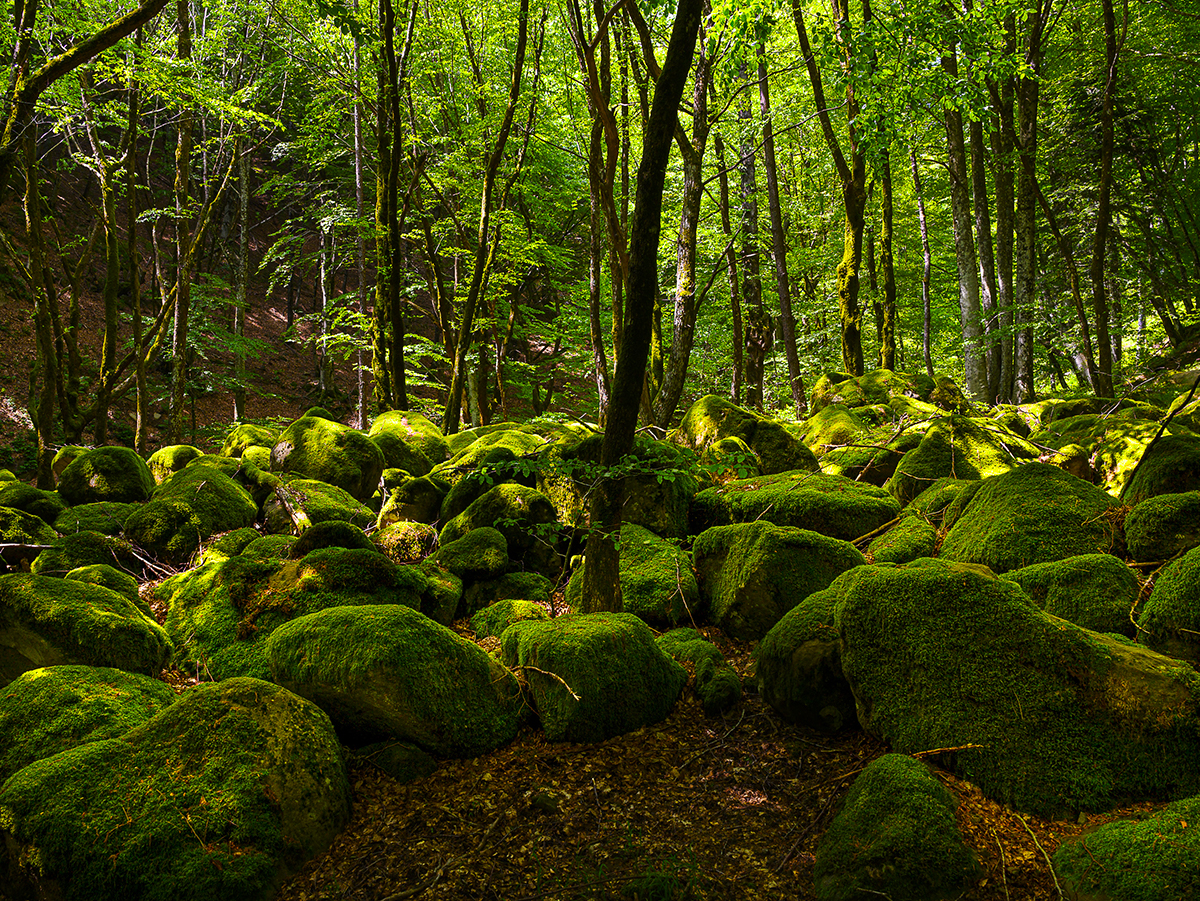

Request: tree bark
left=738, top=62, right=765, bottom=409
left=169, top=0, right=193, bottom=444
left=714, top=131, right=743, bottom=404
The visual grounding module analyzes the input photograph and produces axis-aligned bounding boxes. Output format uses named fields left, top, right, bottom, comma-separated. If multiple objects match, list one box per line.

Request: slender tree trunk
left=714, top=131, right=743, bottom=403
left=25, top=137, right=57, bottom=487
left=759, top=50, right=805, bottom=416
left=911, top=150, right=934, bottom=377
left=580, top=0, right=701, bottom=614
left=353, top=2, right=368, bottom=428
left=170, top=0, right=193, bottom=444
left=879, top=147, right=896, bottom=371
left=1089, top=0, right=1122, bottom=398
left=127, top=34, right=147, bottom=454
left=1038, top=182, right=1098, bottom=391
left=970, top=117, right=1000, bottom=400
left=738, top=63, right=766, bottom=408
left=233, top=142, right=248, bottom=421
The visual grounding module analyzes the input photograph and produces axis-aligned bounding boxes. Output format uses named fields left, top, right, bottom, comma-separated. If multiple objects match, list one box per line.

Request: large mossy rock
left=64, top=564, right=143, bottom=610
left=429, top=526, right=509, bottom=584
left=267, top=604, right=522, bottom=757
left=221, top=422, right=280, bottom=458
left=677, top=395, right=818, bottom=475
left=270, top=415, right=385, bottom=502
left=439, top=483, right=560, bottom=576
left=470, top=598, right=550, bottom=640
left=145, top=444, right=203, bottom=484
left=690, top=471, right=900, bottom=542
left=160, top=547, right=432, bottom=681
left=52, top=501, right=137, bottom=535
left=695, top=521, right=865, bottom=640
left=0, top=574, right=170, bottom=688
left=833, top=557, right=1200, bottom=816
left=809, top=369, right=959, bottom=416
left=885, top=414, right=1035, bottom=506
left=0, top=483, right=65, bottom=527
left=30, top=530, right=142, bottom=577
left=813, top=754, right=978, bottom=901
left=263, top=478, right=375, bottom=534
left=1029, top=411, right=1180, bottom=496
left=0, top=678, right=351, bottom=901
left=755, top=588, right=857, bottom=733
left=377, top=474, right=448, bottom=527
left=1054, top=795, right=1200, bottom=901
left=0, top=506, right=56, bottom=546
left=1004, top=554, right=1140, bottom=636
left=56, top=446, right=155, bottom=506
left=654, top=628, right=740, bottom=716
left=866, top=513, right=938, bottom=564
left=1137, top=546, right=1200, bottom=664
left=500, top=613, right=686, bottom=743
left=938, top=462, right=1124, bottom=572
left=123, top=463, right=258, bottom=565
left=1125, top=491, right=1200, bottom=561
left=368, top=410, right=449, bottom=475
left=0, top=665, right=176, bottom=783
left=565, top=523, right=700, bottom=626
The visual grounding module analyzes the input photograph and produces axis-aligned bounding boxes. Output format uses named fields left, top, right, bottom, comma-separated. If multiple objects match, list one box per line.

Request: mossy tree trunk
left=713, top=131, right=743, bottom=405
left=580, top=0, right=701, bottom=614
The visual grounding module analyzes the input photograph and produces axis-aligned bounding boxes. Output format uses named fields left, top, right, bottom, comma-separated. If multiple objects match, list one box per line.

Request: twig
left=994, top=829, right=1010, bottom=901
left=853, top=516, right=902, bottom=547
left=1119, top=369, right=1200, bottom=503
left=1017, top=814, right=1063, bottom=900
left=518, top=665, right=581, bottom=701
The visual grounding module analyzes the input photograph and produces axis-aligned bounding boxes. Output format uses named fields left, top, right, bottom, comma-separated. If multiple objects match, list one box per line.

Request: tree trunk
left=970, top=117, right=1000, bottom=400
left=879, top=147, right=896, bottom=371
left=911, top=150, right=934, bottom=378
left=714, top=131, right=743, bottom=404
left=24, top=137, right=57, bottom=487
left=170, top=0, right=193, bottom=444
left=579, top=0, right=701, bottom=614
left=1089, top=0, right=1122, bottom=398
left=738, top=63, right=765, bottom=408
left=233, top=142, right=249, bottom=422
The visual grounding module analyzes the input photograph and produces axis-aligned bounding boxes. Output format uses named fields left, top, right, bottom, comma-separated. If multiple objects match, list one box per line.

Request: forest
left=3, top=0, right=1200, bottom=899
left=0, top=0, right=1196, bottom=467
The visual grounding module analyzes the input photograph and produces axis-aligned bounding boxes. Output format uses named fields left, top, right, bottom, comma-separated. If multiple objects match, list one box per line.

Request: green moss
left=1124, top=434, right=1200, bottom=506
left=500, top=613, right=686, bottom=743
left=698, top=436, right=760, bottom=480
left=906, top=477, right=974, bottom=519
left=1125, top=492, right=1200, bottom=562
left=0, top=505, right=57, bottom=545
left=939, top=462, right=1124, bottom=573
left=289, top=520, right=375, bottom=558
left=1053, top=795, right=1200, bottom=901
left=271, top=415, right=385, bottom=502
left=64, top=564, right=142, bottom=610
left=267, top=604, right=522, bottom=756
left=240, top=534, right=297, bottom=561
left=375, top=521, right=438, bottom=563
left=430, top=526, right=509, bottom=583
left=833, top=557, right=1200, bottom=816
left=197, top=527, right=261, bottom=565
left=813, top=754, right=978, bottom=901
left=655, top=628, right=740, bottom=716
left=754, top=588, right=856, bottom=732
left=221, top=422, right=279, bottom=457
left=1005, top=554, right=1139, bottom=636
left=0, top=483, right=66, bottom=526
left=818, top=425, right=922, bottom=486
left=803, top=404, right=872, bottom=454
left=471, top=598, right=550, bottom=640
left=0, top=574, right=171, bottom=686
left=264, top=478, right=375, bottom=534
left=695, top=522, right=866, bottom=641
left=30, top=530, right=141, bottom=577
left=885, top=414, right=1034, bottom=506
left=1138, top=546, right=1200, bottom=664
left=677, top=394, right=818, bottom=475
left=418, top=561, right=463, bottom=625
left=52, top=501, right=137, bottom=535
left=868, top=514, right=937, bottom=564
left=145, top=444, right=203, bottom=484
left=368, top=410, right=450, bottom=465
left=0, top=677, right=351, bottom=901
left=51, top=446, right=87, bottom=481
left=57, top=446, right=155, bottom=506
left=463, top=571, right=552, bottom=617
left=123, top=463, right=258, bottom=565
left=377, top=474, right=447, bottom=527
left=691, top=471, right=899, bottom=544
left=0, top=665, right=176, bottom=782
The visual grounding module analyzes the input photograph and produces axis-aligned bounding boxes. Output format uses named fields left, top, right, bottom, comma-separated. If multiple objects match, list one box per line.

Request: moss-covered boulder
left=802, top=403, right=875, bottom=455
left=690, top=471, right=900, bottom=542
left=566, top=523, right=700, bottom=626
left=197, top=527, right=261, bottom=565
left=429, top=525, right=509, bottom=584
left=1029, top=412, right=1170, bottom=496
left=268, top=604, right=521, bottom=756
left=439, top=482, right=560, bottom=576
left=263, top=478, right=375, bottom=534
left=0, top=574, right=170, bottom=687
left=64, top=564, right=142, bottom=609
left=470, top=598, right=550, bottom=640
left=462, top=571, right=553, bottom=617
left=813, top=754, right=978, bottom=901
left=56, top=446, right=155, bottom=507
left=52, top=501, right=137, bottom=535
left=0, top=482, right=66, bottom=526
left=369, top=410, right=449, bottom=466
left=755, top=588, right=857, bottom=733
left=809, top=369, right=957, bottom=415
left=833, top=557, right=1200, bottom=815
left=288, top=519, right=375, bottom=558
left=240, top=534, right=297, bottom=561
left=377, top=474, right=448, bottom=527
left=693, top=521, right=865, bottom=641
left=1005, top=554, right=1140, bottom=636
left=221, top=422, right=280, bottom=458
left=50, top=446, right=87, bottom=482
left=145, top=444, right=203, bottom=484
left=0, top=665, right=176, bottom=782
left=885, top=414, right=1035, bottom=506
left=867, top=513, right=938, bottom=564
left=123, top=463, right=258, bottom=565
left=160, top=547, right=432, bottom=681
left=678, top=394, right=819, bottom=475
left=1137, top=546, right=1200, bottom=664
left=818, top=422, right=923, bottom=487
left=1125, top=491, right=1200, bottom=562
left=698, top=435, right=761, bottom=481
left=30, top=530, right=142, bottom=577
left=655, top=628, right=740, bottom=716
left=270, top=415, right=385, bottom=502
left=1053, top=795, right=1200, bottom=901
left=0, top=677, right=350, bottom=901
left=374, top=521, right=438, bottom=564
left=0, top=505, right=56, bottom=546
left=938, top=462, right=1124, bottom=572
left=501, top=613, right=685, bottom=743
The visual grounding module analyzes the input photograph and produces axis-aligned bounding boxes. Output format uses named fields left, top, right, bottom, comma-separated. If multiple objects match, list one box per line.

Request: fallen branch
left=1017, top=814, right=1064, bottom=900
